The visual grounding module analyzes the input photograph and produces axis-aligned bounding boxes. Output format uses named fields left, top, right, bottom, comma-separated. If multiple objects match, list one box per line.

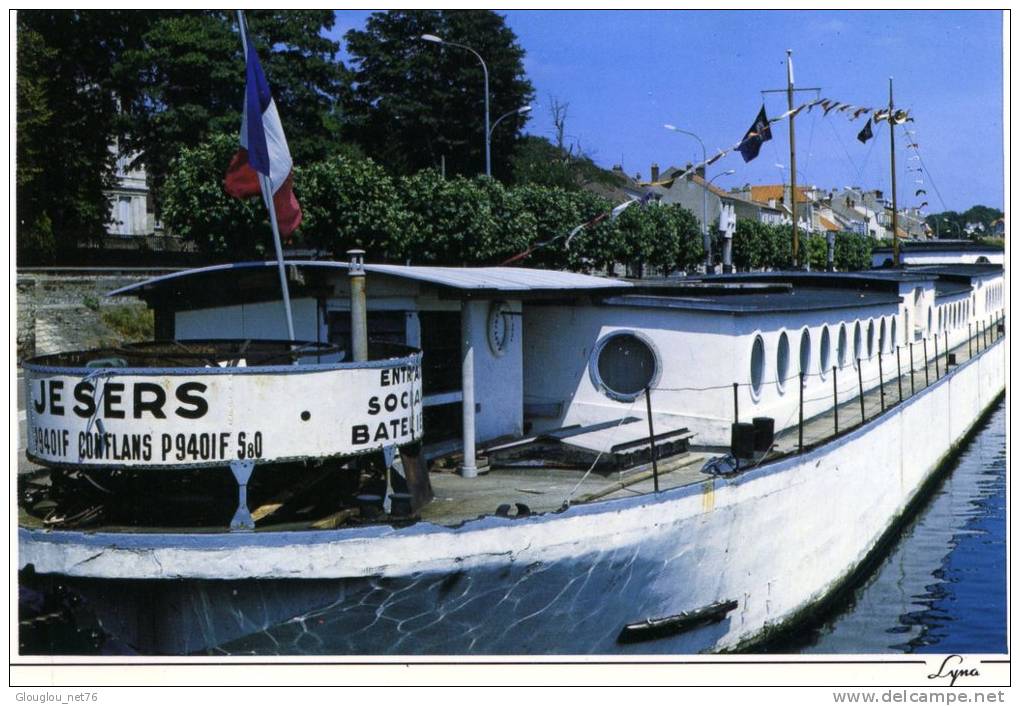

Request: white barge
left=18, top=258, right=1006, bottom=655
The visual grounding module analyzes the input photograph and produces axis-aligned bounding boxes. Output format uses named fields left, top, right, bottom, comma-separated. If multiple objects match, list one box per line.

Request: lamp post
left=422, top=34, right=491, bottom=177
left=490, top=105, right=531, bottom=138
left=664, top=124, right=710, bottom=271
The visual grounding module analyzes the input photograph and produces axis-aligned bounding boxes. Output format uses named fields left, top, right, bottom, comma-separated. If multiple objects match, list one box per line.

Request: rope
left=561, top=397, right=640, bottom=507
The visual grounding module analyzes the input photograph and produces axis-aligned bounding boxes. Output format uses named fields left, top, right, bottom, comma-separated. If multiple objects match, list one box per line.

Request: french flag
left=224, top=25, right=302, bottom=237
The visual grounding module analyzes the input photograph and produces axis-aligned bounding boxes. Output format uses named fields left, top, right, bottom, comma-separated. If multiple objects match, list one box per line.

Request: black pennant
left=738, top=105, right=772, bottom=163
left=857, top=118, right=874, bottom=144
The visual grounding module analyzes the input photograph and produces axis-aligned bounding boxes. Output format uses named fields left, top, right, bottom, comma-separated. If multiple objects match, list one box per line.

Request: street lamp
left=664, top=123, right=710, bottom=270
left=490, top=105, right=531, bottom=138
left=708, top=169, right=736, bottom=185
left=422, top=33, right=491, bottom=177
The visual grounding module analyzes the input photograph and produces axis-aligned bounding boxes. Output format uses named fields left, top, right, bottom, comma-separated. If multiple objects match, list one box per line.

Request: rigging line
left=825, top=117, right=862, bottom=188
left=902, top=124, right=949, bottom=213
left=561, top=397, right=640, bottom=507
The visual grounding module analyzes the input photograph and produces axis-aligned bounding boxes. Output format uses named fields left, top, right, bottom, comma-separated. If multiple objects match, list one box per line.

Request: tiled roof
left=749, top=184, right=812, bottom=205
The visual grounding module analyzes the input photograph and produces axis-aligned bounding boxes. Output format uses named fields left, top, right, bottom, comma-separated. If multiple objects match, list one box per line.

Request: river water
left=788, top=400, right=1007, bottom=654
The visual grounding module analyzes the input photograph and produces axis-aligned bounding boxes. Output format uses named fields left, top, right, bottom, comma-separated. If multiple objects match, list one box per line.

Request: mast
left=888, top=77, right=900, bottom=267
left=787, top=50, right=799, bottom=267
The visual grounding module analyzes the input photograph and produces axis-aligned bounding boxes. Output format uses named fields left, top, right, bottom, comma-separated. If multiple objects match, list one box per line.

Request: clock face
left=487, top=302, right=513, bottom=356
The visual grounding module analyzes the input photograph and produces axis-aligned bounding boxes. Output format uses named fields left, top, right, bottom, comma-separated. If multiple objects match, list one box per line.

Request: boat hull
left=19, top=339, right=1005, bottom=655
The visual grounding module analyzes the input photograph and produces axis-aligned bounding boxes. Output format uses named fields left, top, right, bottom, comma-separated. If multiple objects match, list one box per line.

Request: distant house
left=736, top=183, right=817, bottom=233
left=991, top=218, right=1005, bottom=237
left=105, top=142, right=155, bottom=238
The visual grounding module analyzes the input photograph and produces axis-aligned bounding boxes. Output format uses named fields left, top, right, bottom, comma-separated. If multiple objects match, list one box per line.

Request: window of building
left=590, top=331, right=659, bottom=402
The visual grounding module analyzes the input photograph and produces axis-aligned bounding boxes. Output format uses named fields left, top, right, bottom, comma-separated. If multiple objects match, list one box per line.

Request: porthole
left=776, top=331, right=790, bottom=393
left=819, top=326, right=831, bottom=378
left=750, top=335, right=765, bottom=398
left=589, top=331, right=659, bottom=402
left=891, top=318, right=898, bottom=349
left=927, top=307, right=933, bottom=333
left=879, top=318, right=887, bottom=354
left=799, top=329, right=811, bottom=385
left=837, top=324, right=848, bottom=368
left=853, top=321, right=863, bottom=366
left=867, top=320, right=875, bottom=358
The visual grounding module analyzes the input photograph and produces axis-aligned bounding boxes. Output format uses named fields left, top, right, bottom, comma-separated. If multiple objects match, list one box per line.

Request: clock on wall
left=486, top=301, right=515, bottom=356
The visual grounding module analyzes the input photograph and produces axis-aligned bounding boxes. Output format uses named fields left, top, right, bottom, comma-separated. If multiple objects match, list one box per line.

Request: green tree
left=15, top=11, right=148, bottom=262
left=115, top=10, right=347, bottom=207
left=299, top=153, right=409, bottom=261
left=345, top=10, right=534, bottom=180
left=511, top=135, right=625, bottom=192
left=833, top=232, right=873, bottom=271
left=160, top=132, right=269, bottom=259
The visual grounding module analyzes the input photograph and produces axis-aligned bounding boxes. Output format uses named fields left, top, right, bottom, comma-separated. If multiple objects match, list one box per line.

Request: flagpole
left=889, top=77, right=900, bottom=268
left=237, top=10, right=295, bottom=342
left=786, top=49, right=799, bottom=268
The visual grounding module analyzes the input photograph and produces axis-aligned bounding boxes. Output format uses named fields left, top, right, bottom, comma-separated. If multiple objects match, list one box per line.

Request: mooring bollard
left=832, top=366, right=838, bottom=434
left=896, top=346, right=903, bottom=402
left=798, top=372, right=804, bottom=453
left=857, top=359, right=865, bottom=425
left=645, top=386, right=659, bottom=493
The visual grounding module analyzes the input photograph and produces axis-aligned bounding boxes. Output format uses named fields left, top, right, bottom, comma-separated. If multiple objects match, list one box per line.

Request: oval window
left=776, top=332, right=790, bottom=393
left=891, top=317, right=898, bottom=349
left=750, top=335, right=765, bottom=397
left=838, top=324, right=848, bottom=368
left=867, top=320, right=875, bottom=357
left=853, top=321, right=863, bottom=366
left=799, top=329, right=811, bottom=384
left=819, top=326, right=831, bottom=377
left=879, top=318, right=887, bottom=354
left=591, top=332, right=658, bottom=402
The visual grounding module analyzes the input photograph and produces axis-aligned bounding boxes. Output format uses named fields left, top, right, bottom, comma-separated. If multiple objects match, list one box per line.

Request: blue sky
left=330, top=10, right=1003, bottom=212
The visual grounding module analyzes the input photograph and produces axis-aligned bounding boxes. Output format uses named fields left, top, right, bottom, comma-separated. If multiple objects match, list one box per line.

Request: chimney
left=650, top=163, right=660, bottom=182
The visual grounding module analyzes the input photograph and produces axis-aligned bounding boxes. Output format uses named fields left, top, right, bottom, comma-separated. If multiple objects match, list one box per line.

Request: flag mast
left=237, top=10, right=296, bottom=342
left=888, top=76, right=900, bottom=267
left=786, top=49, right=799, bottom=268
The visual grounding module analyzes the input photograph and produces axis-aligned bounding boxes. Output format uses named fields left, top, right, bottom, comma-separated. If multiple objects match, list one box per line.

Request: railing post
left=798, top=371, right=804, bottom=453
left=732, top=382, right=739, bottom=425
left=909, top=342, right=915, bottom=395
left=857, top=359, right=865, bottom=425
left=934, top=335, right=940, bottom=379
left=984, top=321, right=989, bottom=349
left=896, top=345, right=903, bottom=402
left=832, top=366, right=838, bottom=434
left=923, top=339, right=930, bottom=386
left=968, top=323, right=973, bottom=358
left=878, top=352, right=885, bottom=412
left=644, top=386, right=659, bottom=494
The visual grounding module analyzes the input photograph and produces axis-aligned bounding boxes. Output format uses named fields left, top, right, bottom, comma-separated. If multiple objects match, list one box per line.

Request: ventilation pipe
left=348, top=249, right=368, bottom=362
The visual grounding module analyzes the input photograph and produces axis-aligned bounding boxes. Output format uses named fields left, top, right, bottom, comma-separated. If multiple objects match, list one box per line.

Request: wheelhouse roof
left=107, top=260, right=634, bottom=300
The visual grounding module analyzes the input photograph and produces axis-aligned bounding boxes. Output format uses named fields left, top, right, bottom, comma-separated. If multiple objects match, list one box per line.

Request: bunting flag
left=915, top=188, right=927, bottom=196
left=857, top=118, right=874, bottom=144
left=919, top=201, right=929, bottom=208
left=738, top=105, right=773, bottom=163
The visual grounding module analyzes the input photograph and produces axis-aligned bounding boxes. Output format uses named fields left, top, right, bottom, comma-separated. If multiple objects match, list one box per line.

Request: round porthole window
left=590, top=331, right=659, bottom=402
left=750, top=335, right=765, bottom=397
left=838, top=324, right=848, bottom=368
left=799, top=329, right=811, bottom=385
left=776, top=332, right=790, bottom=393
left=819, top=326, right=831, bottom=378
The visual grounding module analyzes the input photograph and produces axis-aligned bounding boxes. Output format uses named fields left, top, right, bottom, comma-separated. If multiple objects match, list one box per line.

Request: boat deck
left=16, top=325, right=1002, bottom=534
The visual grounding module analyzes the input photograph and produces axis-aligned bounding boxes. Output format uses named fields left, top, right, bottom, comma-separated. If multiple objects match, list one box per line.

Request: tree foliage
left=732, top=220, right=872, bottom=271
left=345, top=10, right=533, bottom=180
left=115, top=10, right=346, bottom=205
